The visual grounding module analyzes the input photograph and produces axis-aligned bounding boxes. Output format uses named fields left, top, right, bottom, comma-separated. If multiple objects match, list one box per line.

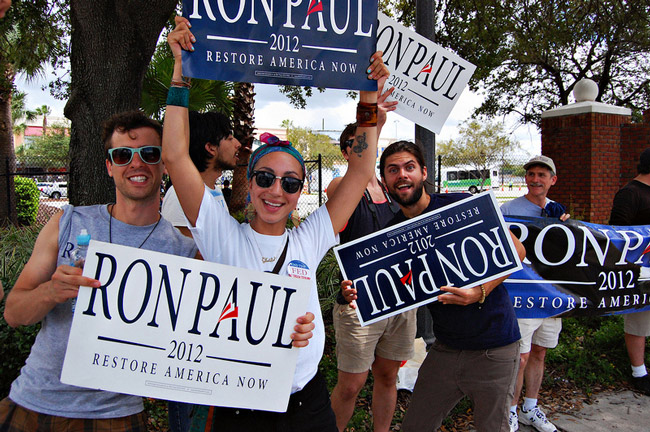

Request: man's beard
left=215, top=154, right=237, bottom=171
left=390, top=180, right=425, bottom=207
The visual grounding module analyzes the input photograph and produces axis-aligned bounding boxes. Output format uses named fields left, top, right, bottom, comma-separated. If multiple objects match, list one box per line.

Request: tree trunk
left=0, top=60, right=16, bottom=225
left=230, top=82, right=256, bottom=213
left=66, top=0, right=177, bottom=206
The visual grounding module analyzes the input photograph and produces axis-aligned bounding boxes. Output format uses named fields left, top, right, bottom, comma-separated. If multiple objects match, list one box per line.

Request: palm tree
left=0, top=1, right=67, bottom=225
left=141, top=43, right=233, bottom=121
left=33, top=104, right=51, bottom=134
left=10, top=89, right=36, bottom=135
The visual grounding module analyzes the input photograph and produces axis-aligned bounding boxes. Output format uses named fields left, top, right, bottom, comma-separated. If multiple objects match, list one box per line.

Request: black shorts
left=208, top=372, right=336, bottom=432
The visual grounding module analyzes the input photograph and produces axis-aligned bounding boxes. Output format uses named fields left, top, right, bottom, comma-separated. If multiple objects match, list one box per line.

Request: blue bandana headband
left=247, top=133, right=306, bottom=179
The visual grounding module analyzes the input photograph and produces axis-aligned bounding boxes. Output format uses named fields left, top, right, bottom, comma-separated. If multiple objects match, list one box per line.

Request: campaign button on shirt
left=287, top=260, right=311, bottom=280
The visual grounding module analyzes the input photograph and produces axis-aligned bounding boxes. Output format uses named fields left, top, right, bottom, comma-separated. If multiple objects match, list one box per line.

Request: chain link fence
left=294, top=152, right=534, bottom=216
left=431, top=153, right=533, bottom=205
left=2, top=155, right=69, bottom=226
left=2, top=151, right=534, bottom=226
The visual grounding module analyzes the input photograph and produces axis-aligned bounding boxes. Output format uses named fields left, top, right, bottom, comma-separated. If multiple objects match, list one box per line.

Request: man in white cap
left=501, top=155, right=569, bottom=432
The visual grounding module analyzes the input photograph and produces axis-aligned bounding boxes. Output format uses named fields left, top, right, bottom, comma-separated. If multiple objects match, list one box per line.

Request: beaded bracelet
left=478, top=284, right=486, bottom=304
left=166, top=86, right=189, bottom=108
left=356, top=102, right=378, bottom=127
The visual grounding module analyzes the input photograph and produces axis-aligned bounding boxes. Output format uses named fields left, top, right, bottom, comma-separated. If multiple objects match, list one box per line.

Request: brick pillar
left=541, top=104, right=631, bottom=223
left=620, top=110, right=650, bottom=188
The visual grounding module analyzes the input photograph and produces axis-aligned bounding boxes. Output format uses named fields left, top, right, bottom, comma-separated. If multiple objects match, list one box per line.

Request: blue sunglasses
left=108, top=146, right=162, bottom=166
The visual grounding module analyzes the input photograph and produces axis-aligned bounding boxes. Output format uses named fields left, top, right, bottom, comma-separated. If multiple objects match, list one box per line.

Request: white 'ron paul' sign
left=61, top=241, right=310, bottom=412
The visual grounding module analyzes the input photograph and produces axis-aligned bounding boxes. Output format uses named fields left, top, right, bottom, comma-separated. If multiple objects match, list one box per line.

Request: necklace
left=251, top=228, right=287, bottom=263
left=108, top=204, right=161, bottom=248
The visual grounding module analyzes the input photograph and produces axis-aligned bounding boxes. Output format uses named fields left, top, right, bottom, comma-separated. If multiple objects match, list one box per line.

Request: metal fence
left=431, top=153, right=533, bottom=206
left=2, top=155, right=69, bottom=226
left=294, top=152, right=534, bottom=216
left=2, top=151, right=535, bottom=226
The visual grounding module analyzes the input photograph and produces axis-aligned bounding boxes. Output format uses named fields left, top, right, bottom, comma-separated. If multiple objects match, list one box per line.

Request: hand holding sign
left=169, top=16, right=195, bottom=56
left=341, top=279, right=358, bottom=310
left=438, top=285, right=484, bottom=306
left=377, top=77, right=397, bottom=132
left=291, top=312, right=315, bottom=348
left=359, top=51, right=390, bottom=107
left=48, top=265, right=100, bottom=304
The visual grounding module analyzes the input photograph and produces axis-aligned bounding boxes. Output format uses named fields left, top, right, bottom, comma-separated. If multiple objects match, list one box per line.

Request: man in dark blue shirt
left=355, top=141, right=525, bottom=431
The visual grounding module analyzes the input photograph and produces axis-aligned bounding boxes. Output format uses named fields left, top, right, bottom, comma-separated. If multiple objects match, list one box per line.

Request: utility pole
left=416, top=0, right=436, bottom=193
left=414, top=0, right=438, bottom=347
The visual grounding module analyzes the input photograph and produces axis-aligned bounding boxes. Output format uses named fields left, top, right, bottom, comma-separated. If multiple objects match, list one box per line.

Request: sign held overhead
left=377, top=12, right=476, bottom=134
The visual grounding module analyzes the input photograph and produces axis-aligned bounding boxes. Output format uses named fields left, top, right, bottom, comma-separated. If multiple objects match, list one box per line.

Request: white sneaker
left=509, top=410, right=519, bottom=432
left=519, top=406, right=557, bottom=432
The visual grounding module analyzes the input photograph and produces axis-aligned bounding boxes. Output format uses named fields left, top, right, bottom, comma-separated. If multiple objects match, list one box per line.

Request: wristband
left=356, top=102, right=378, bottom=127
left=166, top=86, right=189, bottom=108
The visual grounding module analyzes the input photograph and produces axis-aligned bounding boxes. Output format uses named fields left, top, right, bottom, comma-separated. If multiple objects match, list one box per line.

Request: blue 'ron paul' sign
left=181, top=0, right=378, bottom=91
left=334, top=192, right=523, bottom=326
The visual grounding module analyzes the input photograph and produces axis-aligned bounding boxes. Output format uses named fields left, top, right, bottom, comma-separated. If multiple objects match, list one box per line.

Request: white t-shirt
left=190, top=185, right=337, bottom=393
left=162, top=184, right=227, bottom=228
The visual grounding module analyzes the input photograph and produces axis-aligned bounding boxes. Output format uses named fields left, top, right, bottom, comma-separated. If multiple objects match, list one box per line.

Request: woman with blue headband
left=162, top=17, right=388, bottom=432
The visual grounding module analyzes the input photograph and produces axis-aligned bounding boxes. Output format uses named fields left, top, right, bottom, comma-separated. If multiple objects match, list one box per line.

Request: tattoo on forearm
left=352, top=132, right=368, bottom=157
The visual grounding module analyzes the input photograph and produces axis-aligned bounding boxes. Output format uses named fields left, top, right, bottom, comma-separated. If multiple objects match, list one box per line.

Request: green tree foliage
left=141, top=42, right=233, bottom=121
left=383, top=0, right=650, bottom=125
left=379, top=0, right=416, bottom=26
left=13, top=176, right=39, bottom=225
left=15, top=124, right=69, bottom=168
left=10, top=89, right=37, bottom=134
left=32, top=104, right=51, bottom=132
left=438, top=120, right=519, bottom=187
left=0, top=224, right=41, bottom=397
left=281, top=119, right=340, bottom=168
left=0, top=0, right=68, bottom=224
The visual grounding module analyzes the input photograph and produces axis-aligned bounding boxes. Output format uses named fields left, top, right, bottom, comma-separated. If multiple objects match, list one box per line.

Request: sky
left=16, top=68, right=542, bottom=157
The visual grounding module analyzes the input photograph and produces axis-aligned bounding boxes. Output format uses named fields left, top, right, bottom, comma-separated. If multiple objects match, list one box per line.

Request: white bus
left=439, top=166, right=500, bottom=194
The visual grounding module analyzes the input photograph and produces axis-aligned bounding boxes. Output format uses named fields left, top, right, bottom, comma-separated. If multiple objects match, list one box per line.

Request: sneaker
left=519, top=406, right=557, bottom=432
left=632, top=375, right=650, bottom=396
left=509, top=410, right=519, bottom=432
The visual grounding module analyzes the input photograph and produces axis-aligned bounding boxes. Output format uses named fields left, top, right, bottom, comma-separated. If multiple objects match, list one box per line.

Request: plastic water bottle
left=70, top=229, right=90, bottom=312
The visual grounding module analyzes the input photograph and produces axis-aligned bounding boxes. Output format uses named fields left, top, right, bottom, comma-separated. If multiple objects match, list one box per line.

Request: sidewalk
left=518, top=390, right=649, bottom=432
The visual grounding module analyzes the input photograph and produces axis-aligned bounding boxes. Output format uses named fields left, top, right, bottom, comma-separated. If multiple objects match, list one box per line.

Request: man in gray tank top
left=0, top=111, right=199, bottom=431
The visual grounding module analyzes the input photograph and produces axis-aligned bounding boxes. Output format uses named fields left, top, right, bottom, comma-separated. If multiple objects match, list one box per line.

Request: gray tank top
left=9, top=204, right=196, bottom=418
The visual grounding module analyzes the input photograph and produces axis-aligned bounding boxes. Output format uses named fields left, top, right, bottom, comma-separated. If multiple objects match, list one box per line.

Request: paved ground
left=400, top=341, right=650, bottom=432
left=517, top=390, right=650, bottom=432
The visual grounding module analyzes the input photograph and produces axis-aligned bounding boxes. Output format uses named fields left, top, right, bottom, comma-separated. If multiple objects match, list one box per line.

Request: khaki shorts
left=517, top=318, right=562, bottom=353
left=624, top=310, right=650, bottom=336
left=333, top=303, right=417, bottom=373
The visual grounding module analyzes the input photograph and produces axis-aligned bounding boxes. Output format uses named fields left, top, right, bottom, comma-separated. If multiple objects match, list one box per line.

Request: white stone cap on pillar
left=541, top=78, right=631, bottom=118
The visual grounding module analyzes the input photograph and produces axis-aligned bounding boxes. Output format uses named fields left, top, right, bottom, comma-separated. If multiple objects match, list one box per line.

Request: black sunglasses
left=344, top=138, right=354, bottom=148
left=108, top=146, right=162, bottom=166
left=252, top=170, right=303, bottom=194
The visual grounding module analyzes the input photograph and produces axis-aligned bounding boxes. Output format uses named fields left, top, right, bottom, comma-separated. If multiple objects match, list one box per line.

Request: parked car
left=37, top=182, right=68, bottom=199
